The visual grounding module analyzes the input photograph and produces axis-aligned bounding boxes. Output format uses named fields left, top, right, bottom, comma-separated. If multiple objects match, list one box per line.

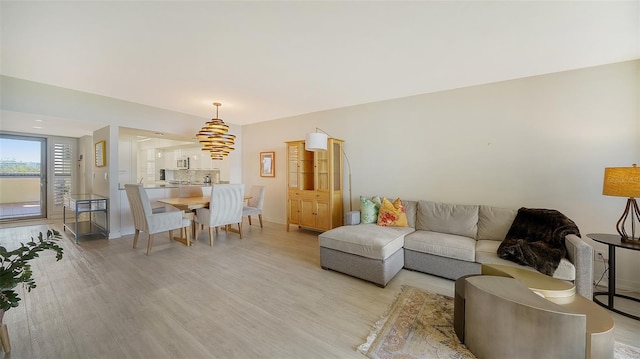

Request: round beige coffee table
left=481, top=263, right=575, bottom=298
left=455, top=264, right=615, bottom=359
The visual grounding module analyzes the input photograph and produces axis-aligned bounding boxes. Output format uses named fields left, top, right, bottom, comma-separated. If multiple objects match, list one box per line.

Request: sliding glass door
left=0, top=134, right=47, bottom=220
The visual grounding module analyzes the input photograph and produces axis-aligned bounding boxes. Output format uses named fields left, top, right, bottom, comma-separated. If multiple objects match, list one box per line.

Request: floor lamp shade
left=305, top=132, right=328, bottom=151
left=603, top=164, right=640, bottom=240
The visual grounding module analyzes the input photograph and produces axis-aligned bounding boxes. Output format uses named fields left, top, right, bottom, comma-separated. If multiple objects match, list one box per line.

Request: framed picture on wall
left=260, top=151, right=275, bottom=177
left=95, top=140, right=106, bottom=167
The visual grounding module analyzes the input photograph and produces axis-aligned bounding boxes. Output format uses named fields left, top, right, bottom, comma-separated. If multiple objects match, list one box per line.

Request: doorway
left=0, top=134, right=47, bottom=220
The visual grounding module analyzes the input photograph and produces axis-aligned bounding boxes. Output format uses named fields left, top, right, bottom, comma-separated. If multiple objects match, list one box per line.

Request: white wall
left=242, top=60, right=640, bottom=290
left=78, top=135, right=94, bottom=195
left=1, top=76, right=213, bottom=140
left=92, top=125, right=120, bottom=238
left=226, top=123, right=243, bottom=184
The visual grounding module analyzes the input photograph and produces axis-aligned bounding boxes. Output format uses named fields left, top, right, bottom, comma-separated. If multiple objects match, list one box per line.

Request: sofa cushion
left=477, top=206, right=517, bottom=241
left=403, top=200, right=417, bottom=228
left=404, top=230, right=476, bottom=262
left=476, top=239, right=575, bottom=281
left=377, top=197, right=408, bottom=227
left=364, top=197, right=417, bottom=227
left=318, top=224, right=414, bottom=260
left=360, top=196, right=382, bottom=224
left=415, top=201, right=479, bottom=239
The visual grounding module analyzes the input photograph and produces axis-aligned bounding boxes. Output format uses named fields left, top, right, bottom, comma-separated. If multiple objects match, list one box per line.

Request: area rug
left=357, top=285, right=640, bottom=359
left=358, top=285, right=473, bottom=359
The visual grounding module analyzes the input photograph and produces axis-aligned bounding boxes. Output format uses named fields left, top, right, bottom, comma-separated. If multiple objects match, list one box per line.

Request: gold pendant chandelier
left=196, top=102, right=235, bottom=160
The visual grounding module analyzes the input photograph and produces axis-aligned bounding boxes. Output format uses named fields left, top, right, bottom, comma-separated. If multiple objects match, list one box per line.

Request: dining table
left=157, top=196, right=211, bottom=211
left=157, top=195, right=252, bottom=245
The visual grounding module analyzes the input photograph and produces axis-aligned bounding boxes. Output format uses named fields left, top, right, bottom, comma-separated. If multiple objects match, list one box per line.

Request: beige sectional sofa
left=319, top=200, right=594, bottom=299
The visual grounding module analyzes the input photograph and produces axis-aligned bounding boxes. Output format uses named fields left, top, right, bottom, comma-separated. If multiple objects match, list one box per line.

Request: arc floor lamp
left=305, top=128, right=353, bottom=212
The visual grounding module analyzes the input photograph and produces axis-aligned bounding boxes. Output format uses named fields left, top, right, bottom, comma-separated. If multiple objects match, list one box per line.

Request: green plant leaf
left=0, top=230, right=64, bottom=312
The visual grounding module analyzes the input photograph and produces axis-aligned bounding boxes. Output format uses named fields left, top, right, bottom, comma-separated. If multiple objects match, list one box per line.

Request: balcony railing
left=0, top=176, right=41, bottom=219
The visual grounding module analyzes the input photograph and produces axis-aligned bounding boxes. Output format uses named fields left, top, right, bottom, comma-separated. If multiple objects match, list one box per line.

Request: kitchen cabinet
left=184, top=147, right=221, bottom=170
left=194, top=150, right=214, bottom=170
left=182, top=148, right=200, bottom=169
left=138, top=149, right=156, bottom=183
left=285, top=139, right=344, bottom=231
left=162, top=150, right=177, bottom=169
left=118, top=138, right=134, bottom=185
left=161, top=147, right=215, bottom=170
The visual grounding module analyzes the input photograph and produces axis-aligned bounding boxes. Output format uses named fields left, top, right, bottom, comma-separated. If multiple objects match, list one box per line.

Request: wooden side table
left=587, top=233, right=640, bottom=320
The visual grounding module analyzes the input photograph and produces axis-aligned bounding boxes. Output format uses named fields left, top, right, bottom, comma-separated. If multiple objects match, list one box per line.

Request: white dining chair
left=196, top=184, right=245, bottom=246
left=243, top=185, right=266, bottom=227
left=125, top=184, right=192, bottom=255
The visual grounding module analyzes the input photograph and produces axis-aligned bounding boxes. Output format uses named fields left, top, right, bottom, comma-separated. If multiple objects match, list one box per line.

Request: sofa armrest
left=565, top=234, right=594, bottom=299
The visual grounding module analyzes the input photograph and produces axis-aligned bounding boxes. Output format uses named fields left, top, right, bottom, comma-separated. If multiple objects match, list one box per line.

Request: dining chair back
left=125, top=184, right=191, bottom=255
left=178, top=185, right=203, bottom=198
left=196, top=184, right=245, bottom=246
left=177, top=185, right=203, bottom=239
left=243, top=185, right=266, bottom=227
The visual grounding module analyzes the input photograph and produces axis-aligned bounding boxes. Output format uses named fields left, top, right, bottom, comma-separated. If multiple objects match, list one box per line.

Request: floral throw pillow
left=377, top=197, right=408, bottom=227
left=360, top=196, right=382, bottom=224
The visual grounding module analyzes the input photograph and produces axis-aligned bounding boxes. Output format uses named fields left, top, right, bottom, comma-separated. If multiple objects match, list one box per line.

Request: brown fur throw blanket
left=497, top=208, right=580, bottom=276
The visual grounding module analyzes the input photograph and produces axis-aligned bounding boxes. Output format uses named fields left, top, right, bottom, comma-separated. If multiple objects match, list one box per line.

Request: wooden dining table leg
left=184, top=226, right=191, bottom=246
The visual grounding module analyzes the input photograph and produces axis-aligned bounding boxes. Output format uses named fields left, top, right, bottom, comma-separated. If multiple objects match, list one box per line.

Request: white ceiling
left=1, top=1, right=639, bottom=137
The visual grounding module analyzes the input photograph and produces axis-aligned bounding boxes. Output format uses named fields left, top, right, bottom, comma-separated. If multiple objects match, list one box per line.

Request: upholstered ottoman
left=318, top=224, right=415, bottom=287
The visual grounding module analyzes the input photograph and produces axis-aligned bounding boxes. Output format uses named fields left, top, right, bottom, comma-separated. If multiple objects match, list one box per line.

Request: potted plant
left=0, top=229, right=64, bottom=352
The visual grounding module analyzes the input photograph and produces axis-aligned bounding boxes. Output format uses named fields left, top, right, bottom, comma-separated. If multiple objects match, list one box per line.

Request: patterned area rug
left=358, top=286, right=473, bottom=359
left=358, top=285, right=640, bottom=359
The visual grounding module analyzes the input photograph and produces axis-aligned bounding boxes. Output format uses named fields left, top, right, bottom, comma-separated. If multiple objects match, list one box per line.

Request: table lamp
left=603, top=164, right=640, bottom=242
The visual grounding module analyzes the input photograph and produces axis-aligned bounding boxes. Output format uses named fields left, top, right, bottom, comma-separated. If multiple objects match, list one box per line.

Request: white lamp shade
left=305, top=132, right=328, bottom=151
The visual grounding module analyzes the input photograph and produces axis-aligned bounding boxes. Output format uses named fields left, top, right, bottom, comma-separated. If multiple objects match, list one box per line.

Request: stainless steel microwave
left=177, top=157, right=189, bottom=169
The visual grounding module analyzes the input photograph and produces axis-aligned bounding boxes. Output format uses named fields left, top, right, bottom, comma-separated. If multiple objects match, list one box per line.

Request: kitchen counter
left=118, top=182, right=226, bottom=190
left=119, top=183, right=177, bottom=190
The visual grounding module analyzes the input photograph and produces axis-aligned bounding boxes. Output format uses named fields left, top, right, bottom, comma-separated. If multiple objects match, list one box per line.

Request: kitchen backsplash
left=163, top=169, right=221, bottom=184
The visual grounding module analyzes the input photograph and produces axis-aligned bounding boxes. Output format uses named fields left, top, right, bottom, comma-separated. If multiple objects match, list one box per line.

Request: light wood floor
left=0, top=221, right=638, bottom=358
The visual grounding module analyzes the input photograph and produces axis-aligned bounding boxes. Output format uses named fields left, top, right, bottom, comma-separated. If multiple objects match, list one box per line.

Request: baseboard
left=593, top=263, right=640, bottom=293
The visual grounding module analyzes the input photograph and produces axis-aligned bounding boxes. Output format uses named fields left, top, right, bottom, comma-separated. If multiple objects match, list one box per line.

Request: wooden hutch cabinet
left=285, top=138, right=344, bottom=231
